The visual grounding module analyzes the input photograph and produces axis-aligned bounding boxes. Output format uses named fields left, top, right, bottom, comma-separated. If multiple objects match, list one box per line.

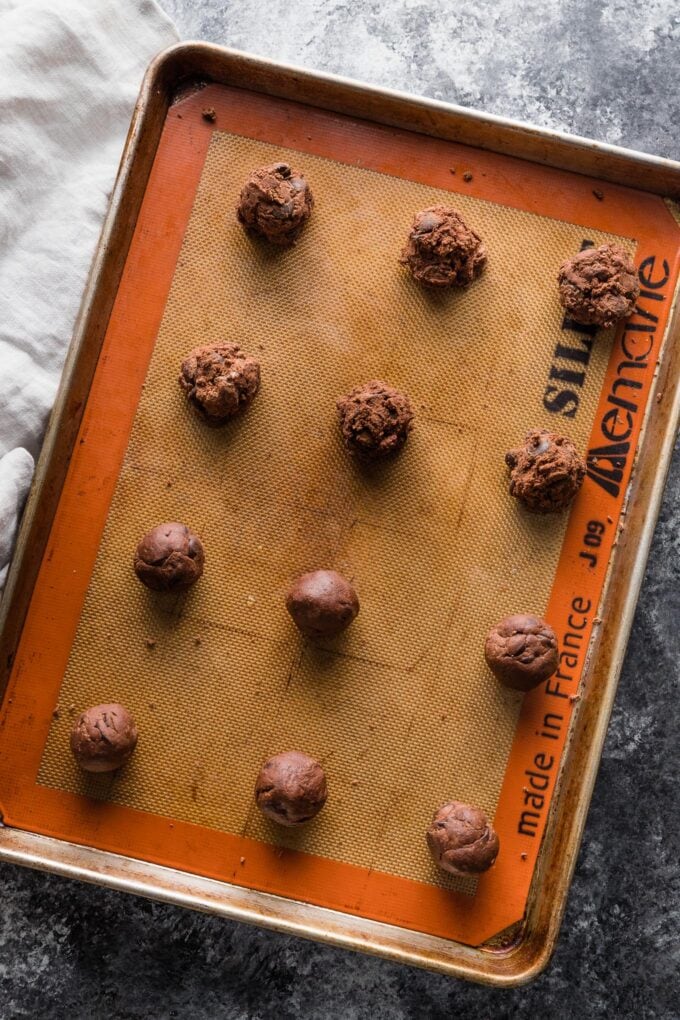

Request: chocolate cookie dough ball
left=558, top=244, right=640, bottom=328
left=255, top=751, right=328, bottom=826
left=485, top=613, right=558, bottom=692
left=505, top=429, right=586, bottom=514
left=336, top=380, right=414, bottom=461
left=399, top=206, right=487, bottom=287
left=236, top=162, right=314, bottom=246
left=427, top=801, right=500, bottom=877
left=179, top=343, right=260, bottom=426
left=133, top=522, right=204, bottom=592
left=286, top=569, right=359, bottom=639
left=70, top=703, right=138, bottom=773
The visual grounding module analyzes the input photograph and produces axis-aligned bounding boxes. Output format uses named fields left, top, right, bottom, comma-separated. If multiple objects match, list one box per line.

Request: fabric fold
left=0, top=0, right=179, bottom=594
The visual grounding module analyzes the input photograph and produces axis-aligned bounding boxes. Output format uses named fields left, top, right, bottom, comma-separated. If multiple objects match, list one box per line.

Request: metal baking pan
left=1, top=42, right=679, bottom=986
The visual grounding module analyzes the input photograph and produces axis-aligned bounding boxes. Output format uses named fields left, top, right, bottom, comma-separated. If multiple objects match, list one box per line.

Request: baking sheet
left=2, top=79, right=678, bottom=950
left=39, top=132, right=627, bottom=893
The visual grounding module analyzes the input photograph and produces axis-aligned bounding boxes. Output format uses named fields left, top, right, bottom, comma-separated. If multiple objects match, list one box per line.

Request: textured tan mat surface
left=38, top=132, right=631, bottom=890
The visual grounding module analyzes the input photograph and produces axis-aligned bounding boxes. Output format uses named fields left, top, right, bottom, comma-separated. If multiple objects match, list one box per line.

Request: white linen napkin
left=0, top=0, right=178, bottom=592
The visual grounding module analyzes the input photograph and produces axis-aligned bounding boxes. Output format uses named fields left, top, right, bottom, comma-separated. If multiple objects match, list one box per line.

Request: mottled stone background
left=2, top=2, right=679, bottom=1017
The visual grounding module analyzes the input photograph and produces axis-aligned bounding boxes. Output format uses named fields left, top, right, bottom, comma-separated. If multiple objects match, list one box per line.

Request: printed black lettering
left=622, top=330, right=654, bottom=361
left=549, top=366, right=586, bottom=387
left=638, top=256, right=670, bottom=290
left=601, top=407, right=634, bottom=443
left=540, top=728, right=559, bottom=740
left=519, top=811, right=539, bottom=837
left=608, top=393, right=638, bottom=414
left=562, top=317, right=598, bottom=335
left=544, top=239, right=598, bottom=420
left=546, top=676, right=569, bottom=699
left=587, top=442, right=630, bottom=497
left=541, top=714, right=562, bottom=736
left=615, top=359, right=646, bottom=387
left=543, top=386, right=579, bottom=417
left=633, top=302, right=659, bottom=324
left=515, top=255, right=672, bottom=853
left=624, top=321, right=655, bottom=334
left=563, top=632, right=582, bottom=650
left=612, top=370, right=642, bottom=396
left=525, top=769, right=550, bottom=792
left=554, top=341, right=593, bottom=365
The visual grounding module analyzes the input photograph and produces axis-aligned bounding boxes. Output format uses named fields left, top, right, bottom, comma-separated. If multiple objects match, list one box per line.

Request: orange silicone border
left=1, top=84, right=678, bottom=946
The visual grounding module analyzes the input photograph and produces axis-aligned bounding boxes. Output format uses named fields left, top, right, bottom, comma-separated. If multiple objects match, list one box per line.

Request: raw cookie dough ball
left=286, top=569, right=359, bottom=639
left=336, top=380, right=414, bottom=461
left=179, top=343, right=260, bottom=426
left=505, top=428, right=586, bottom=514
left=255, top=751, right=328, bottom=826
left=426, top=801, right=500, bottom=877
left=399, top=206, right=487, bottom=287
left=558, top=244, right=640, bottom=328
left=133, top=522, right=205, bottom=592
left=485, top=613, right=558, bottom=692
left=236, top=162, right=314, bottom=246
left=70, top=703, right=138, bottom=773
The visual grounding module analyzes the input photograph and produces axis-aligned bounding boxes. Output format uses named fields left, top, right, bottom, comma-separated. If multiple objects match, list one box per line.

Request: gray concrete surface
left=1, top=2, right=679, bottom=1016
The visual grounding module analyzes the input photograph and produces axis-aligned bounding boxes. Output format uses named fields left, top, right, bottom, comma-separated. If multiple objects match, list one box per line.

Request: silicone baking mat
left=1, top=84, right=678, bottom=948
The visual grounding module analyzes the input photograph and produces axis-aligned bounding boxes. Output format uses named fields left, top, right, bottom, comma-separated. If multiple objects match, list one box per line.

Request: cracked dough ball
left=255, top=751, right=328, bottom=826
left=70, top=703, right=138, bottom=773
left=133, top=522, right=205, bottom=592
left=485, top=613, right=559, bottom=692
left=236, top=162, right=314, bottom=246
left=558, top=244, right=640, bottom=328
left=285, top=569, right=359, bottom=639
left=179, top=343, right=260, bottom=426
left=399, top=206, right=487, bottom=287
left=336, top=380, right=414, bottom=461
left=505, top=429, right=586, bottom=513
left=427, top=801, right=500, bottom=877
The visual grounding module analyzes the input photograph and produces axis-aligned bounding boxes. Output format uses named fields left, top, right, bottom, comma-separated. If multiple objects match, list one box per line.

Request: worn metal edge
left=0, top=826, right=541, bottom=987
left=520, top=272, right=680, bottom=973
left=157, top=42, right=680, bottom=197
left=0, top=54, right=168, bottom=691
